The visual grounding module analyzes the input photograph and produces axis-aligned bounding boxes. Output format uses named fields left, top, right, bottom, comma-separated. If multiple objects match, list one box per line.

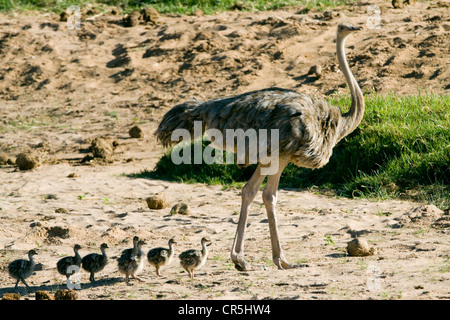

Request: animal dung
left=129, top=125, right=144, bottom=138
left=35, top=290, right=54, bottom=300
left=123, top=11, right=141, bottom=27
left=54, top=289, right=78, bottom=300
left=346, top=238, right=376, bottom=256
left=141, top=7, right=160, bottom=24
left=15, top=152, right=40, bottom=170
left=90, top=137, right=114, bottom=161
left=2, top=293, right=21, bottom=300
left=146, top=194, right=168, bottom=210
left=170, top=202, right=190, bottom=215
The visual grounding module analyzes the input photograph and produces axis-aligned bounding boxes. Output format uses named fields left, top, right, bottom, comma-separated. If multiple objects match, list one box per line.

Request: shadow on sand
left=0, top=277, right=122, bottom=298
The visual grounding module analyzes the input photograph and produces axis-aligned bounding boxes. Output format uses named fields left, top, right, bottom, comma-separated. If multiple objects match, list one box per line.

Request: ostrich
left=155, top=23, right=364, bottom=271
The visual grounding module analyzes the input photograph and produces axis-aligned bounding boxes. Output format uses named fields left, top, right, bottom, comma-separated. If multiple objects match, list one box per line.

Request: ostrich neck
left=168, top=243, right=175, bottom=257
left=201, top=243, right=208, bottom=257
left=74, top=249, right=81, bottom=261
left=336, top=35, right=364, bottom=141
left=101, top=248, right=107, bottom=259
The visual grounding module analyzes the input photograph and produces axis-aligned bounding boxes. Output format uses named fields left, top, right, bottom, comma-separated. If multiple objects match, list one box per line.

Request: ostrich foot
left=274, top=257, right=309, bottom=270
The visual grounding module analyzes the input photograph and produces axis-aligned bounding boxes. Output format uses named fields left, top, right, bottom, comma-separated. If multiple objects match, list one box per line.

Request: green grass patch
left=1, top=0, right=350, bottom=14
left=131, top=93, right=449, bottom=209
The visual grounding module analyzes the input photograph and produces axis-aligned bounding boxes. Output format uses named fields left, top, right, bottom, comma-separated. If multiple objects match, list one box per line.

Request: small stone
left=54, top=289, right=78, bottom=300
left=170, top=202, right=190, bottom=215
left=129, top=125, right=144, bottom=138
left=146, top=194, right=168, bottom=210
left=16, top=152, right=40, bottom=170
left=55, top=208, right=69, bottom=214
left=308, top=65, right=322, bottom=78
left=35, top=290, right=54, bottom=300
left=67, top=173, right=79, bottom=178
left=347, top=238, right=376, bottom=257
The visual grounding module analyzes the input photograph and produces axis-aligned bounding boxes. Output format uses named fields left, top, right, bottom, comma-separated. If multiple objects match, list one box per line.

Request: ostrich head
left=28, top=249, right=38, bottom=257
left=337, top=23, right=362, bottom=40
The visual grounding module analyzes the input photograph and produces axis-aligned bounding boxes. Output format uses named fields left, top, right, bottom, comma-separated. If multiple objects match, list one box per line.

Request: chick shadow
left=0, top=277, right=122, bottom=297
left=325, top=253, right=348, bottom=258
left=293, top=74, right=318, bottom=86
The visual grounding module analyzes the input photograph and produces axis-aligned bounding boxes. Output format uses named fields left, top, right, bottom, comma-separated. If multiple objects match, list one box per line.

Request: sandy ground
left=0, top=0, right=449, bottom=300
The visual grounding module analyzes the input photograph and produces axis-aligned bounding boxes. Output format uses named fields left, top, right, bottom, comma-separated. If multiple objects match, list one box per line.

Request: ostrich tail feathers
left=155, top=99, right=203, bottom=147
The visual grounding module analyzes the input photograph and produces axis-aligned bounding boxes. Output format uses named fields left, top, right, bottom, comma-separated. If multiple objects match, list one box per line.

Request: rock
left=141, top=7, right=160, bottom=24
left=90, top=137, right=114, bottom=161
left=2, top=293, right=20, bottom=300
left=55, top=208, right=69, bottom=214
left=308, top=65, right=322, bottom=78
left=67, top=173, right=79, bottom=178
left=129, top=125, right=144, bottom=138
left=347, top=238, right=376, bottom=257
left=54, top=289, right=78, bottom=300
left=170, top=202, right=190, bottom=215
left=146, top=194, right=168, bottom=210
left=35, top=290, right=54, bottom=300
left=16, top=152, right=40, bottom=170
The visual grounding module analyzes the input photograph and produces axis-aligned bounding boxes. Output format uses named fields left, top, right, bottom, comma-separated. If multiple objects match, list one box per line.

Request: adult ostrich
left=156, top=23, right=364, bottom=271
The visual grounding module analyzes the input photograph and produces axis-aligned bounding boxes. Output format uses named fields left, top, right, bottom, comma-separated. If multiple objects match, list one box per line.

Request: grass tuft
left=1, top=0, right=351, bottom=13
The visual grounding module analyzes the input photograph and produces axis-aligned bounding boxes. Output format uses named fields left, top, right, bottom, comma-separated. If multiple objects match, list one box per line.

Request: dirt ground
left=0, top=0, right=449, bottom=300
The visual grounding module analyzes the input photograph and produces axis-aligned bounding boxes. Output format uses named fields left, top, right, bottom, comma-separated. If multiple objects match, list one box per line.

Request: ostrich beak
left=351, top=26, right=362, bottom=31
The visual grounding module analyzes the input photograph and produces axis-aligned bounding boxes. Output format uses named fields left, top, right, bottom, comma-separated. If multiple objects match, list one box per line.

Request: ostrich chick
left=57, top=244, right=82, bottom=283
left=8, top=249, right=38, bottom=291
left=81, top=243, right=109, bottom=283
left=179, top=237, right=211, bottom=279
left=118, top=240, right=146, bottom=285
left=147, top=238, right=177, bottom=277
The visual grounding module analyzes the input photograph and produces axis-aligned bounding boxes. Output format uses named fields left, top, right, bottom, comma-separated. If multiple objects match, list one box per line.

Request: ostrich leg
left=231, top=164, right=267, bottom=271
left=262, top=157, right=297, bottom=269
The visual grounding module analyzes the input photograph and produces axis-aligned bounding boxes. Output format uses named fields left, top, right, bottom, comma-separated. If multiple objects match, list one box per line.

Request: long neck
left=28, top=254, right=35, bottom=266
left=201, top=242, right=208, bottom=257
left=168, top=242, right=175, bottom=257
left=101, top=248, right=107, bottom=259
left=74, top=248, right=81, bottom=259
left=336, top=35, right=364, bottom=142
